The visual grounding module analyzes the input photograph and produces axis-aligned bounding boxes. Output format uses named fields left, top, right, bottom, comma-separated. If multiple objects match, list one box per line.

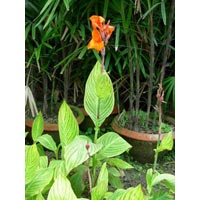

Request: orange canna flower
left=87, top=15, right=115, bottom=51
left=87, top=29, right=104, bottom=51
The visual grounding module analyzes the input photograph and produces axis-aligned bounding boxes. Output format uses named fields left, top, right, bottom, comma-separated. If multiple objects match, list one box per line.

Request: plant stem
left=126, top=33, right=134, bottom=130
left=86, top=151, right=92, bottom=194
left=153, top=84, right=163, bottom=172
left=146, top=0, right=155, bottom=126
left=160, top=0, right=175, bottom=84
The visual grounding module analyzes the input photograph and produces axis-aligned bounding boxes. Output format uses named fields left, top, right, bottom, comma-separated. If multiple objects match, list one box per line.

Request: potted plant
left=111, top=0, right=175, bottom=163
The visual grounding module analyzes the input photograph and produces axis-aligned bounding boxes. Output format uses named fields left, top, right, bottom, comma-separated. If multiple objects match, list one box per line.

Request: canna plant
left=25, top=14, right=174, bottom=200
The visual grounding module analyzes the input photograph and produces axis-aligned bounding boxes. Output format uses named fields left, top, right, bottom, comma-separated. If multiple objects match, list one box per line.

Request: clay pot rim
left=111, top=115, right=175, bottom=142
left=25, top=105, right=85, bottom=132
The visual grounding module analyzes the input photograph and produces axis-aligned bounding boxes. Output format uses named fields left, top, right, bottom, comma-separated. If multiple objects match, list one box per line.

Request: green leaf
left=32, top=112, right=44, bottom=142
left=35, top=193, right=45, bottom=200
left=106, top=189, right=125, bottom=200
left=108, top=167, right=121, bottom=177
left=142, top=3, right=161, bottom=20
left=39, top=156, right=48, bottom=168
left=161, top=0, right=166, bottom=25
left=103, top=0, right=109, bottom=18
left=58, top=100, right=79, bottom=146
left=63, top=0, right=70, bottom=11
left=118, top=184, right=144, bottom=200
left=115, top=24, right=120, bottom=51
left=40, top=0, right=54, bottom=15
left=109, top=174, right=123, bottom=189
left=106, top=185, right=144, bottom=200
left=84, top=61, right=115, bottom=127
left=64, top=136, right=102, bottom=175
left=78, top=46, right=87, bottom=59
left=146, top=168, right=158, bottom=194
left=96, top=132, right=132, bottom=160
left=47, top=175, right=77, bottom=200
left=43, top=0, right=60, bottom=29
left=107, top=158, right=133, bottom=169
left=152, top=174, right=175, bottom=193
left=26, top=168, right=54, bottom=198
left=25, top=144, right=40, bottom=184
left=36, top=134, right=57, bottom=152
left=150, top=191, right=174, bottom=200
left=156, top=131, right=173, bottom=153
left=53, top=161, right=66, bottom=180
left=69, top=165, right=87, bottom=197
left=91, top=162, right=108, bottom=200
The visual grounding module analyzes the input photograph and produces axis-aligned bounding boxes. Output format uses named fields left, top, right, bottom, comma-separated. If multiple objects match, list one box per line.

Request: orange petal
left=90, top=15, right=105, bottom=30
left=87, top=39, right=104, bottom=51
left=105, top=25, right=115, bottom=40
left=92, top=29, right=103, bottom=42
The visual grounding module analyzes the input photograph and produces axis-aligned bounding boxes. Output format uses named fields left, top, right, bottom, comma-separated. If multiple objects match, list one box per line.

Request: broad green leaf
left=108, top=167, right=121, bottom=177
left=156, top=131, right=173, bottom=153
left=32, top=112, right=44, bottom=142
left=91, top=162, right=108, bottom=200
left=146, top=168, right=158, bottom=194
left=69, top=165, right=87, bottom=197
left=25, top=144, right=40, bottom=184
left=96, top=132, right=132, bottom=160
left=35, top=193, right=45, bottom=200
left=84, top=61, right=114, bottom=127
left=47, top=175, right=77, bottom=200
left=49, top=160, right=64, bottom=169
left=150, top=191, right=174, bottom=200
left=39, top=156, right=48, bottom=168
left=58, top=100, right=79, bottom=146
left=106, top=189, right=125, bottom=200
left=152, top=173, right=175, bottom=193
left=107, top=158, right=133, bottom=169
left=54, top=161, right=66, bottom=180
left=36, top=134, right=57, bottom=152
left=26, top=168, right=54, bottom=198
left=118, top=184, right=144, bottom=200
left=109, top=174, right=123, bottom=189
left=64, top=136, right=102, bottom=175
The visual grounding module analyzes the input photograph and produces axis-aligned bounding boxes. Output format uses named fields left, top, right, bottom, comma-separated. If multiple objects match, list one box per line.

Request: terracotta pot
left=111, top=115, right=175, bottom=163
left=25, top=105, right=85, bottom=143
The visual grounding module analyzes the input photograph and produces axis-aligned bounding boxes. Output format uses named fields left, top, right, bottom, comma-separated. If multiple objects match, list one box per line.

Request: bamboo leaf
left=142, top=3, right=161, bottom=20
left=115, top=24, right=120, bottom=51
left=43, top=0, right=60, bottom=29
left=161, top=0, right=167, bottom=25
left=103, top=0, right=109, bottom=19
